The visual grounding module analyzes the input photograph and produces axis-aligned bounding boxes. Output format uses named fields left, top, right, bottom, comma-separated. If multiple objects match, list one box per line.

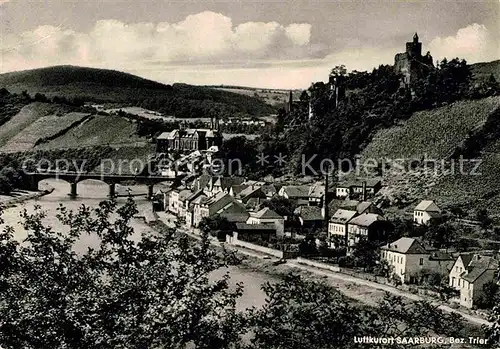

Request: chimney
left=362, top=181, right=367, bottom=201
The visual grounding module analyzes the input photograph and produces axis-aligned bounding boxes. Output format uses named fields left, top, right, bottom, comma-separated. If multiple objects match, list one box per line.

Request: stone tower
left=328, top=75, right=345, bottom=110
left=394, top=32, right=434, bottom=87
left=406, top=33, right=422, bottom=59
left=283, top=90, right=293, bottom=114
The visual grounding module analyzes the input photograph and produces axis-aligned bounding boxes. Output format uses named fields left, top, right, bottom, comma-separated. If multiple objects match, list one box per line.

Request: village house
left=278, top=185, right=310, bottom=205
left=308, top=183, right=325, bottom=206
left=235, top=186, right=267, bottom=206
left=217, top=201, right=250, bottom=224
left=328, top=209, right=357, bottom=247
left=183, top=189, right=207, bottom=227
left=380, top=237, right=453, bottom=284
left=194, top=191, right=237, bottom=227
left=449, top=253, right=474, bottom=290
left=347, top=213, right=390, bottom=248
left=413, top=200, right=442, bottom=225
left=454, top=254, right=499, bottom=308
left=335, top=179, right=382, bottom=199
left=260, top=183, right=281, bottom=199
left=234, top=223, right=277, bottom=243
left=211, top=176, right=245, bottom=195
left=247, top=207, right=285, bottom=235
left=167, top=187, right=191, bottom=216
left=294, top=205, right=324, bottom=231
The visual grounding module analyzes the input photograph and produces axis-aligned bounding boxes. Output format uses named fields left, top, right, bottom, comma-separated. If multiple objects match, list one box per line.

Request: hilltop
left=0, top=66, right=276, bottom=119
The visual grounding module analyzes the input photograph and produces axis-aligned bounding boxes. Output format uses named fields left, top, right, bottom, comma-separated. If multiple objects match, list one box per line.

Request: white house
left=380, top=237, right=433, bottom=284
left=458, top=255, right=499, bottom=308
left=449, top=253, right=475, bottom=290
left=328, top=209, right=357, bottom=247
left=413, top=200, right=442, bottom=225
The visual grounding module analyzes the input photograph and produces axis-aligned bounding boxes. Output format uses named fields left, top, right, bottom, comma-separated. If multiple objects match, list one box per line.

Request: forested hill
left=0, top=66, right=276, bottom=119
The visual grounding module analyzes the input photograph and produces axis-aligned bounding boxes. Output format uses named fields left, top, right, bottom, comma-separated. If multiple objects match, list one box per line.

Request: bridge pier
left=147, top=184, right=154, bottom=200
left=69, top=182, right=78, bottom=198
left=108, top=183, right=116, bottom=198
left=26, top=175, right=39, bottom=191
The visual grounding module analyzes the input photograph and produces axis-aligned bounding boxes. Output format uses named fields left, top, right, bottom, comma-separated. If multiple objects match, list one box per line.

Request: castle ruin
left=394, top=33, right=434, bottom=87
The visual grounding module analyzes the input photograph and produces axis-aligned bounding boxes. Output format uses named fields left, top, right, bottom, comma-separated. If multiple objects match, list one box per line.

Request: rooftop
left=254, top=207, right=283, bottom=219
left=348, top=213, right=385, bottom=227
left=330, top=209, right=357, bottom=224
left=381, top=237, right=428, bottom=254
left=414, top=200, right=441, bottom=212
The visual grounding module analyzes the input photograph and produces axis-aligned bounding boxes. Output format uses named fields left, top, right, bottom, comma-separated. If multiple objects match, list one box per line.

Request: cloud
left=428, top=23, right=499, bottom=63
left=0, top=11, right=314, bottom=73
left=1, top=13, right=497, bottom=89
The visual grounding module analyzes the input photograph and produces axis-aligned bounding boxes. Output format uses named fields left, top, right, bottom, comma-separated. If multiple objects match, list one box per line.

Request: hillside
left=0, top=103, right=68, bottom=149
left=361, top=96, right=500, bottom=160
left=35, top=114, right=147, bottom=150
left=358, top=96, right=500, bottom=217
left=0, top=66, right=276, bottom=119
left=470, top=60, right=500, bottom=82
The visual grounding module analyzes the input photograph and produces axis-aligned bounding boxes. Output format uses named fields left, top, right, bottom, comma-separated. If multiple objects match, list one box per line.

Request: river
left=0, top=179, right=272, bottom=311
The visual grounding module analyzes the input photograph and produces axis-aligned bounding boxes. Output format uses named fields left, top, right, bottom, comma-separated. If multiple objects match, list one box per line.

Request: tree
left=476, top=281, right=500, bottom=309
left=485, top=266, right=500, bottom=346
left=0, top=174, right=13, bottom=194
left=373, top=258, right=393, bottom=278
left=0, top=199, right=246, bottom=349
left=424, top=223, right=455, bottom=248
left=246, top=274, right=379, bottom=349
left=376, top=293, right=464, bottom=339
left=476, top=208, right=493, bottom=229
left=199, top=215, right=235, bottom=240
left=330, top=65, right=347, bottom=78
left=350, top=238, right=379, bottom=271
left=299, top=90, right=310, bottom=103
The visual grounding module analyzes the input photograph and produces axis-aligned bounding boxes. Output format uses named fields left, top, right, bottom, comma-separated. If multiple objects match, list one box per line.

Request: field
left=0, top=103, right=59, bottom=148
left=0, top=108, right=90, bottom=153
left=211, top=87, right=302, bottom=107
left=361, top=96, right=500, bottom=160
left=35, top=114, right=147, bottom=150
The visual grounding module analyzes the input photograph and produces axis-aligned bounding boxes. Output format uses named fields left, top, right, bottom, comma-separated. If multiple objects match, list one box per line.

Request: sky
left=0, top=0, right=498, bottom=88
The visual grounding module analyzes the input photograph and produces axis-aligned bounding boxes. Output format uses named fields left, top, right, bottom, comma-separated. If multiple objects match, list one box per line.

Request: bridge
left=25, top=171, right=179, bottom=199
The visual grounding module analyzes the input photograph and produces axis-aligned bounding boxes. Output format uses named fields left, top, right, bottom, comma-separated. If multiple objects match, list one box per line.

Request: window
left=419, top=258, right=423, bottom=266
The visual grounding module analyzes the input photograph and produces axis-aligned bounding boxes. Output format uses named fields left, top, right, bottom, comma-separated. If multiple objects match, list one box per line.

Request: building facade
left=156, top=128, right=222, bottom=153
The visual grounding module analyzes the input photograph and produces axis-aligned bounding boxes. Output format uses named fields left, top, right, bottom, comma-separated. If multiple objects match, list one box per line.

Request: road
left=154, top=212, right=492, bottom=328
left=286, top=260, right=492, bottom=327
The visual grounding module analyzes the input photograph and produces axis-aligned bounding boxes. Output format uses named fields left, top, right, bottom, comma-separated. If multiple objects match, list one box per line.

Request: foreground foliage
left=0, top=199, right=490, bottom=348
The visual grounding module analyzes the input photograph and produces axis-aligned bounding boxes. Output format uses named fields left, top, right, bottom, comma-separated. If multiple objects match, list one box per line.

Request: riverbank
left=0, top=188, right=54, bottom=208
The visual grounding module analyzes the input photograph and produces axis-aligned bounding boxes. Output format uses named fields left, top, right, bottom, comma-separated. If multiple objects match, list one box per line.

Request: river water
left=0, top=179, right=271, bottom=311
